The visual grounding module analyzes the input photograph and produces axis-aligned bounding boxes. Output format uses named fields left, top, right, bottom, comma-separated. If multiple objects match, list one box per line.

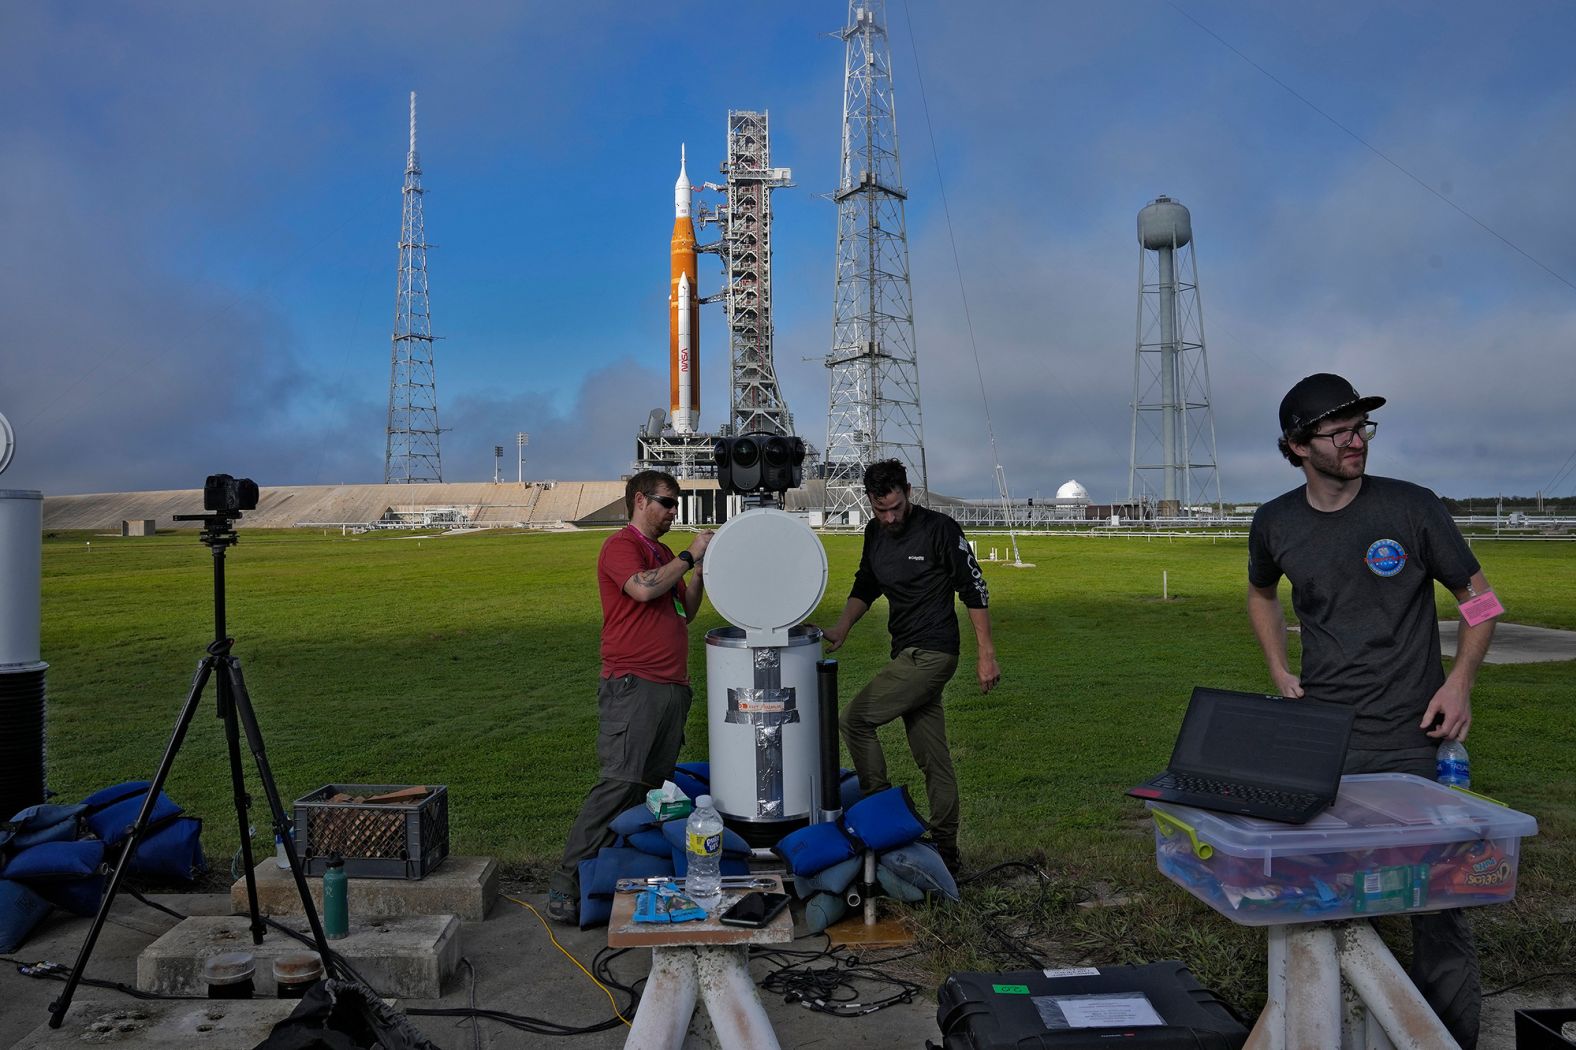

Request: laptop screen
left=1169, top=688, right=1355, bottom=796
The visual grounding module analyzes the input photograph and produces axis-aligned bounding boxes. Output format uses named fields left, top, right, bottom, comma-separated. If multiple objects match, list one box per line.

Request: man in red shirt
left=548, top=471, right=711, bottom=923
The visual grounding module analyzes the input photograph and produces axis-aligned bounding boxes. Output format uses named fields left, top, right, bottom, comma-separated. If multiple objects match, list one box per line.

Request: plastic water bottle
left=323, top=854, right=349, bottom=939
left=685, top=795, right=724, bottom=908
left=1436, top=739, right=1471, bottom=788
left=274, top=831, right=289, bottom=869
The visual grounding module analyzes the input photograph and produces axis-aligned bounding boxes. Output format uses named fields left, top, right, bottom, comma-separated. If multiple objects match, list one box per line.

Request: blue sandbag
left=34, top=871, right=105, bottom=916
left=658, top=817, right=750, bottom=859
left=876, top=866, right=925, bottom=902
left=877, top=841, right=958, bottom=901
left=578, top=860, right=610, bottom=930
left=609, top=804, right=659, bottom=837
left=802, top=891, right=848, bottom=934
left=2, top=803, right=87, bottom=855
left=0, top=879, right=53, bottom=953
left=671, top=763, right=710, bottom=802
left=626, top=828, right=671, bottom=857
left=841, top=786, right=926, bottom=852
left=794, top=855, right=862, bottom=899
left=80, top=781, right=154, bottom=810
left=130, top=818, right=207, bottom=882
left=84, top=793, right=183, bottom=847
left=838, top=771, right=864, bottom=811
left=5, top=839, right=104, bottom=880
left=773, top=821, right=855, bottom=877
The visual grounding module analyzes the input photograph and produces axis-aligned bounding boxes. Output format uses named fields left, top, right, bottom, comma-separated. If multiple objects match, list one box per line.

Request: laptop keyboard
left=1155, top=773, right=1321, bottom=811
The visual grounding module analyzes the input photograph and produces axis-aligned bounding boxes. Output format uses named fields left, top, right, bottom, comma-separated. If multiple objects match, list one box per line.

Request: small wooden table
left=608, top=877, right=794, bottom=1050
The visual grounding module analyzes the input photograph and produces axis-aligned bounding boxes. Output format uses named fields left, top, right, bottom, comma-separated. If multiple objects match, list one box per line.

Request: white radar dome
left=703, top=507, right=828, bottom=634
left=1056, top=480, right=1090, bottom=501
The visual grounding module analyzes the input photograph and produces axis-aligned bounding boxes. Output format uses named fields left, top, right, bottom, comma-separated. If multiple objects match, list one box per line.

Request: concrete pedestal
left=231, top=854, right=498, bottom=920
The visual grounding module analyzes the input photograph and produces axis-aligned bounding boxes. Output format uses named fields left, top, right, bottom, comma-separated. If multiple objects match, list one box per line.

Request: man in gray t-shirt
left=1246, top=373, right=1497, bottom=1048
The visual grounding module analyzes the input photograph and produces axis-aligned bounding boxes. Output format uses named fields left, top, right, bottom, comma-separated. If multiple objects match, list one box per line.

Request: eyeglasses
left=642, top=492, right=679, bottom=510
left=1311, top=421, right=1378, bottom=448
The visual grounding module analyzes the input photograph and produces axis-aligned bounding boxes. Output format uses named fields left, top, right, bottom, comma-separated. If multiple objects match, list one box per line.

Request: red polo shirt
left=598, top=525, right=689, bottom=684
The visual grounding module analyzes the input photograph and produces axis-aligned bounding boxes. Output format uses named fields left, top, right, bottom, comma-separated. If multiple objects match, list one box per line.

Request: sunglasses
left=643, top=492, right=680, bottom=510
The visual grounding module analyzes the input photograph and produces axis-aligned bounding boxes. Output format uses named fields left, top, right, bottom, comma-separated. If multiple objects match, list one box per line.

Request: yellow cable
left=505, top=894, right=633, bottom=1028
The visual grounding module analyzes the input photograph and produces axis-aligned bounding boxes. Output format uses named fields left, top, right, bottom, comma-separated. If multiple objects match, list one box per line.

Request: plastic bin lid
left=1148, top=773, right=1537, bottom=858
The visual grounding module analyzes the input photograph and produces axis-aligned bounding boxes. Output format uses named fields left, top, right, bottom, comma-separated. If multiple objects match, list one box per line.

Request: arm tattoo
left=636, top=569, right=663, bottom=587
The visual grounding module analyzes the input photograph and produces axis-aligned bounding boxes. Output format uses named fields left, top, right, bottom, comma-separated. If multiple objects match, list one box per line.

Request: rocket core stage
left=669, top=145, right=700, bottom=433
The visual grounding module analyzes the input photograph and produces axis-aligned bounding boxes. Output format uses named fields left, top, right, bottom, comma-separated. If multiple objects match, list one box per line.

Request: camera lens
left=732, top=438, right=759, bottom=468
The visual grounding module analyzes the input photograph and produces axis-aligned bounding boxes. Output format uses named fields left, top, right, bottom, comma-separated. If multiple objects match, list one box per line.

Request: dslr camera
left=204, top=474, right=260, bottom=513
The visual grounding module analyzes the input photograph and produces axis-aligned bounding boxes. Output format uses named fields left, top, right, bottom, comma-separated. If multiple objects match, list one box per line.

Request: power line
left=1169, top=2, right=1576, bottom=296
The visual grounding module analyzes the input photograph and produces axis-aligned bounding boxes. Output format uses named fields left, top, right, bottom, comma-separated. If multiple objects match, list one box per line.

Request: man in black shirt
left=823, top=460, right=1000, bottom=876
left=1246, top=373, right=1496, bottom=1048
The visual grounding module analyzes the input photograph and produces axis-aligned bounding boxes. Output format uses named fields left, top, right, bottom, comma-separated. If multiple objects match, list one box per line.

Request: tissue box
left=646, top=789, right=692, bottom=820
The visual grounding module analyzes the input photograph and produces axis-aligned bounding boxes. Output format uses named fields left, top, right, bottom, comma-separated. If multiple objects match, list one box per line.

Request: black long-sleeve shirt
left=850, top=504, right=989, bottom=657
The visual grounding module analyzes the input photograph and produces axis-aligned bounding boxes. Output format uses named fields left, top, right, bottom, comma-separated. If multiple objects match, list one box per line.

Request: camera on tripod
left=713, top=433, right=805, bottom=497
left=204, top=474, right=259, bottom=513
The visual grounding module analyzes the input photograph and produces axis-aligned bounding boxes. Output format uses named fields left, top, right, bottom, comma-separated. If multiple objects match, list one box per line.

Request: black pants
left=1345, top=745, right=1479, bottom=1049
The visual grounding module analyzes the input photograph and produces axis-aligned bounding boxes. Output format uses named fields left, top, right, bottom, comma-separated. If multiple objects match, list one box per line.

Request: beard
left=1307, top=442, right=1367, bottom=481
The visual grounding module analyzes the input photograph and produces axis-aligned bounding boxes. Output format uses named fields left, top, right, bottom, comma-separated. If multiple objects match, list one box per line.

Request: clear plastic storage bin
left=1148, top=773, right=1537, bottom=926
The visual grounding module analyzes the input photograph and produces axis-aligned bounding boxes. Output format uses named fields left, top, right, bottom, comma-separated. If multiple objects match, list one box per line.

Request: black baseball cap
left=1279, top=373, right=1386, bottom=434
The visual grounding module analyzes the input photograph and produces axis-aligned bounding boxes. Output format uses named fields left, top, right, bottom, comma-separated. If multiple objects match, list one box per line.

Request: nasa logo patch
left=1365, top=538, right=1408, bottom=577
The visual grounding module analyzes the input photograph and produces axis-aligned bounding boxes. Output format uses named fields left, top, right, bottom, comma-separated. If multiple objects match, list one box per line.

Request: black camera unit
left=205, top=473, right=260, bottom=513
left=714, top=433, right=805, bottom=496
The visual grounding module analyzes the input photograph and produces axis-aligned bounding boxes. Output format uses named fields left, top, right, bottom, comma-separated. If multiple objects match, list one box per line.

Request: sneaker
left=546, top=889, right=579, bottom=925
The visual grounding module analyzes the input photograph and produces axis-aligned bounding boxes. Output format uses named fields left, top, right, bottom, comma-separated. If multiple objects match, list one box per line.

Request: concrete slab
left=1441, top=620, right=1576, bottom=663
left=231, top=853, right=498, bottom=921
left=138, top=914, right=459, bottom=999
left=14, top=998, right=298, bottom=1049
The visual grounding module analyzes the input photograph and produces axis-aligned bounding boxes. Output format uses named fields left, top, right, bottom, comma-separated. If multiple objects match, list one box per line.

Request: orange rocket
left=669, top=145, right=700, bottom=433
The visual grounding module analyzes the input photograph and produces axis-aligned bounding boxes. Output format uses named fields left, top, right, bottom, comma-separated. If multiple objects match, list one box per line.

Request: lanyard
left=626, top=525, right=685, bottom=615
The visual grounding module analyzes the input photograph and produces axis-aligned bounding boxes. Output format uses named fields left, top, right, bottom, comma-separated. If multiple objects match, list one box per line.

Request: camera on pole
left=713, top=433, right=805, bottom=497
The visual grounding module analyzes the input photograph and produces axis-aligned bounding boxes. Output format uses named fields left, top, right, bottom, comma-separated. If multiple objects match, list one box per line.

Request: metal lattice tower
left=823, top=0, right=927, bottom=524
left=1128, top=195, right=1221, bottom=515
left=717, top=111, right=796, bottom=437
left=384, top=91, right=443, bottom=484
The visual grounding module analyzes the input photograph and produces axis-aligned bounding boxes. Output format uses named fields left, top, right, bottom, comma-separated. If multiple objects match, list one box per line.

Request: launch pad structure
left=636, top=111, right=800, bottom=485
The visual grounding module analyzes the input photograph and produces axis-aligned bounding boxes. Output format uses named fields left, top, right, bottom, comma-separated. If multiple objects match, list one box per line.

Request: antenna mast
left=384, top=91, right=444, bottom=484
left=823, top=0, right=927, bottom=524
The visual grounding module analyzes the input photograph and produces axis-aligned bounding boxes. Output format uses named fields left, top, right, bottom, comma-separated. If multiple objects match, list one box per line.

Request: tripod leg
left=218, top=666, right=264, bottom=944
left=222, top=657, right=337, bottom=969
left=48, top=657, right=216, bottom=1029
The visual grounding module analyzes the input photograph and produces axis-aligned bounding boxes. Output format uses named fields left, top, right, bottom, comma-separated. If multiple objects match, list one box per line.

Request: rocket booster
left=669, top=145, right=700, bottom=433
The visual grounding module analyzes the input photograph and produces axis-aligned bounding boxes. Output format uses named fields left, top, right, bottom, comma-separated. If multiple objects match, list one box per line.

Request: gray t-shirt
left=1247, top=475, right=1479, bottom=749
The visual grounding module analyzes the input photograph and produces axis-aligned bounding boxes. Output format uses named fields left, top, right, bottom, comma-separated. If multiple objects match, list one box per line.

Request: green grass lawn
left=36, top=526, right=1576, bottom=1010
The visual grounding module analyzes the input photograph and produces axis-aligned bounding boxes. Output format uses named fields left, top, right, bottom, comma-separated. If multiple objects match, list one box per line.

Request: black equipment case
left=934, top=962, right=1248, bottom=1050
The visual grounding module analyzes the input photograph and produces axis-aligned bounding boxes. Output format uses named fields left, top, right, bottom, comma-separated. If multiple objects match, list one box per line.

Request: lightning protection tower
left=384, top=91, right=443, bottom=484
left=823, top=0, right=927, bottom=524
left=716, top=111, right=796, bottom=438
left=1128, top=195, right=1221, bottom=516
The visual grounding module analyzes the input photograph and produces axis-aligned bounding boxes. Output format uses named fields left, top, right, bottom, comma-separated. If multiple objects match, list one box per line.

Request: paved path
left=1440, top=620, right=1576, bottom=664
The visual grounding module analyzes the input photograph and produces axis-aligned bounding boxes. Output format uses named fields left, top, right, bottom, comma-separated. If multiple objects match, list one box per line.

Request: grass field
left=37, top=525, right=1576, bottom=1010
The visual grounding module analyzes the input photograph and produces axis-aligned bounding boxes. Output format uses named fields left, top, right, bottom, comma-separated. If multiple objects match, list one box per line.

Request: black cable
left=462, top=957, right=480, bottom=1050
left=3, top=956, right=200, bottom=1001
left=1484, top=969, right=1576, bottom=998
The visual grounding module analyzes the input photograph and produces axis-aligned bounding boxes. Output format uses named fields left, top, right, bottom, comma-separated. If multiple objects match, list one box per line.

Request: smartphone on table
left=718, top=891, right=791, bottom=928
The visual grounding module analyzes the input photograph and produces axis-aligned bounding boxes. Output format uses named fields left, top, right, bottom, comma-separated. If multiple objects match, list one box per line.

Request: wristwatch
left=678, top=551, right=695, bottom=569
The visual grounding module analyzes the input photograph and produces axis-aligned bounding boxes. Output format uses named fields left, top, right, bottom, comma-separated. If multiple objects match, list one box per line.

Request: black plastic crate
left=1516, top=1008, right=1576, bottom=1049
left=292, top=784, right=448, bottom=880
left=935, top=962, right=1247, bottom=1050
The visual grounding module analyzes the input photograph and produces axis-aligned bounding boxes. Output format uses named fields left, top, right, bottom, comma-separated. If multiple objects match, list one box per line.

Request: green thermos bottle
left=323, top=854, right=348, bottom=940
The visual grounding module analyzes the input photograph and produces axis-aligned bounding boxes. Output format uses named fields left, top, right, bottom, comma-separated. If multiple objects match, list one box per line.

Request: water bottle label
left=1437, top=758, right=1470, bottom=784
left=687, top=831, right=721, bottom=856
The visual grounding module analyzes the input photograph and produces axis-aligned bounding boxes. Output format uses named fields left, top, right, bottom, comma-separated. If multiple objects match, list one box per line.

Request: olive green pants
left=839, top=647, right=961, bottom=858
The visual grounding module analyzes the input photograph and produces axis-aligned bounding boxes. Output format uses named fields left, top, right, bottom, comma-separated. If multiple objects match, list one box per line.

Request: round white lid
left=703, top=508, right=827, bottom=633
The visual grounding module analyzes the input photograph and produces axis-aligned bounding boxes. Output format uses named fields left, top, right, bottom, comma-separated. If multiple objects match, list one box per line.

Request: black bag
left=934, top=962, right=1247, bottom=1050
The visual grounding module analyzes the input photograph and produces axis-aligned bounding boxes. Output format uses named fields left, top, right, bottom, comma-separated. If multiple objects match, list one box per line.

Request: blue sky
left=4, top=1, right=1575, bottom=502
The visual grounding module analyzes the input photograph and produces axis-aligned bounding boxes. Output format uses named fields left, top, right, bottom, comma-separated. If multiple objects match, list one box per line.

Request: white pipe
left=622, top=947, right=698, bottom=1049
left=0, top=490, right=43, bottom=667
left=694, top=945, right=782, bottom=1050
left=1283, top=925, right=1340, bottom=1047
left=1336, top=922, right=1459, bottom=1050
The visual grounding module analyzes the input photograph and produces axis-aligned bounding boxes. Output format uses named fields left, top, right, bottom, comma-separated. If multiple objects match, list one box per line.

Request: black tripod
left=49, top=508, right=336, bottom=1027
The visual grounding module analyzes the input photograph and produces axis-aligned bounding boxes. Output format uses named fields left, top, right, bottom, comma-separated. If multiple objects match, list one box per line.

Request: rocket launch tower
left=637, top=116, right=799, bottom=494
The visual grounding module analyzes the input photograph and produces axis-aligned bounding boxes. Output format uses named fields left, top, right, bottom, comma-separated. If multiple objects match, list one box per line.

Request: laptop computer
left=1127, top=686, right=1356, bottom=824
